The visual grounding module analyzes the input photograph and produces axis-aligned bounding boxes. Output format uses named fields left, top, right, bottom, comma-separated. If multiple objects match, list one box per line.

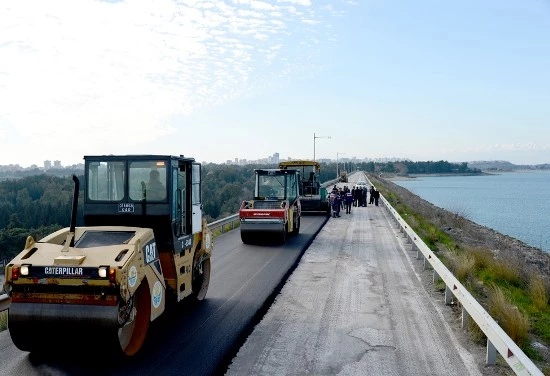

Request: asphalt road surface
left=0, top=215, right=328, bottom=376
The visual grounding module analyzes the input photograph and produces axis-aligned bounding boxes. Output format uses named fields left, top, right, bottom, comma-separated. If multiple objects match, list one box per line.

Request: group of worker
left=329, top=184, right=379, bottom=218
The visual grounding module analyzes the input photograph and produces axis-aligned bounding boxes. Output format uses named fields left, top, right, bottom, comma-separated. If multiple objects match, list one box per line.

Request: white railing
left=0, top=294, right=8, bottom=312
left=0, top=213, right=242, bottom=314
left=378, top=192, right=543, bottom=376
left=207, top=213, right=239, bottom=234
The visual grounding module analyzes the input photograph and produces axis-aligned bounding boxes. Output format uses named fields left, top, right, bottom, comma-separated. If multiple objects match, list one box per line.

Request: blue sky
left=1, top=0, right=549, bottom=167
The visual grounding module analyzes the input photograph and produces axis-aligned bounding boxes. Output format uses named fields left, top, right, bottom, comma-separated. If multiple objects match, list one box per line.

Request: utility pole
left=336, top=152, right=346, bottom=179
left=313, top=132, right=331, bottom=161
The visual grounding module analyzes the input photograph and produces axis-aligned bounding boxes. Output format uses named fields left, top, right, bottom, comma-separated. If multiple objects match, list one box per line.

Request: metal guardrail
left=207, top=213, right=240, bottom=235
left=379, top=193, right=543, bottom=376
left=0, top=213, right=242, bottom=315
left=0, top=294, right=8, bottom=313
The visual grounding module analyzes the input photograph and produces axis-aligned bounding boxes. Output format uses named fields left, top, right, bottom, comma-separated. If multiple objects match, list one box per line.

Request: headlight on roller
left=20, top=264, right=30, bottom=276
left=98, top=266, right=108, bottom=278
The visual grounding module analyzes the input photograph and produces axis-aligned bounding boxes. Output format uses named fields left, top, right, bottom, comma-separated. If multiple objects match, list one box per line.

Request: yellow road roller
left=3, top=155, right=212, bottom=356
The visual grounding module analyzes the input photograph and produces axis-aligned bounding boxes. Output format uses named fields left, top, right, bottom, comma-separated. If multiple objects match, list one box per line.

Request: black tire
left=191, top=256, right=211, bottom=301
left=279, top=225, right=287, bottom=244
left=292, top=216, right=300, bottom=235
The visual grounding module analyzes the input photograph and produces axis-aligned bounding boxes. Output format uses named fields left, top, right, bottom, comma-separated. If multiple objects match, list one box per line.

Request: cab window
left=87, top=161, right=125, bottom=201
left=129, top=161, right=168, bottom=201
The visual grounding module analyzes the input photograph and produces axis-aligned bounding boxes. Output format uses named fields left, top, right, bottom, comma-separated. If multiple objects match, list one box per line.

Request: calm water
left=393, top=171, right=550, bottom=252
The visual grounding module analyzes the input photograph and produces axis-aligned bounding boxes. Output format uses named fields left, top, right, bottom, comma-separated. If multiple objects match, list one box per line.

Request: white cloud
left=302, top=19, right=321, bottom=25
left=277, top=0, right=312, bottom=6
left=485, top=143, right=550, bottom=151
left=0, top=0, right=351, bottom=166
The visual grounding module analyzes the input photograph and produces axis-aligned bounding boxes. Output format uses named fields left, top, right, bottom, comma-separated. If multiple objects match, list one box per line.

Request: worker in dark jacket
left=345, top=190, right=353, bottom=214
left=369, top=186, right=375, bottom=205
left=354, top=186, right=362, bottom=207
left=361, top=187, right=368, bottom=207
left=373, top=188, right=380, bottom=206
left=332, top=192, right=341, bottom=217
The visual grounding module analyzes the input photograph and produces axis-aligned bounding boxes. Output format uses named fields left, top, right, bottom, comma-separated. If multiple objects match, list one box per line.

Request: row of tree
left=0, top=160, right=480, bottom=260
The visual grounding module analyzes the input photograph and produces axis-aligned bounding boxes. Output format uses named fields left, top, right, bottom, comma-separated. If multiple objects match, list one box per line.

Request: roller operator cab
left=279, top=160, right=330, bottom=215
left=239, top=169, right=301, bottom=245
left=3, top=155, right=213, bottom=357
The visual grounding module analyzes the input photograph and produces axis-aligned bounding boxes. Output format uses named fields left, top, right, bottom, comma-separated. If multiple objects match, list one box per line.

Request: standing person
left=373, top=188, right=380, bottom=206
left=369, top=185, right=375, bottom=204
left=331, top=191, right=341, bottom=218
left=345, top=189, right=353, bottom=214
left=354, top=186, right=362, bottom=207
left=362, top=187, right=368, bottom=207
left=351, top=187, right=356, bottom=207
left=329, top=190, right=335, bottom=217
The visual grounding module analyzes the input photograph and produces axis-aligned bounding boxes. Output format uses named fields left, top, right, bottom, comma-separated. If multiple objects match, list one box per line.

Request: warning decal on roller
left=128, top=266, right=137, bottom=288
left=152, top=281, right=162, bottom=308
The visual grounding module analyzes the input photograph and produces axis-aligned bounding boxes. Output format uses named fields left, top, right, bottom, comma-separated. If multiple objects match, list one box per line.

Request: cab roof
left=254, top=168, right=298, bottom=174
left=84, top=155, right=196, bottom=163
left=279, top=160, right=320, bottom=169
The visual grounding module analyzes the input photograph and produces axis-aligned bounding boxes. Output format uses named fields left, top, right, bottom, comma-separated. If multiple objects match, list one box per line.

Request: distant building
left=54, top=160, right=62, bottom=169
left=44, top=160, right=51, bottom=171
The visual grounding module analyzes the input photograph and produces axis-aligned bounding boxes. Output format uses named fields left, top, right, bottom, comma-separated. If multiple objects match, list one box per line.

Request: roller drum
left=8, top=302, right=119, bottom=353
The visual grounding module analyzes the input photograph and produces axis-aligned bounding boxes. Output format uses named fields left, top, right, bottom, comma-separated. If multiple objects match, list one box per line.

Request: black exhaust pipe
left=69, top=174, right=80, bottom=247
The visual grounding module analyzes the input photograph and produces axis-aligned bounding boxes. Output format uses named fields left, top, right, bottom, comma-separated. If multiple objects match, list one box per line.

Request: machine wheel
left=191, top=253, right=211, bottom=301
left=117, top=281, right=151, bottom=356
left=279, top=225, right=288, bottom=244
left=292, top=216, right=300, bottom=235
left=241, top=230, right=253, bottom=244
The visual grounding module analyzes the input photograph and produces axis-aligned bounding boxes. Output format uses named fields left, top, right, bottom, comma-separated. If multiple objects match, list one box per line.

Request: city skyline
left=1, top=153, right=545, bottom=173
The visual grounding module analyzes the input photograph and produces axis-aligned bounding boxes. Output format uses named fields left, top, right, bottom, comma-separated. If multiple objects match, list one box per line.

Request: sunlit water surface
left=393, top=171, right=550, bottom=252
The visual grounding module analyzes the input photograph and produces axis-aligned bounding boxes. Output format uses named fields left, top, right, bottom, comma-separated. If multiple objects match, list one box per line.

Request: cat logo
left=144, top=241, right=158, bottom=265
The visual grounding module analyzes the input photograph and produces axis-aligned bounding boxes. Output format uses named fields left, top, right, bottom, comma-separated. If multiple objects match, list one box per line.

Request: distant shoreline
left=383, top=169, right=547, bottom=181
left=383, top=172, right=493, bottom=181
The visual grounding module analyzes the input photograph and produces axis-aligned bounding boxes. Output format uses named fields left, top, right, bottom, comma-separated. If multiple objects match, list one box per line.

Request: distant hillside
left=467, top=161, right=550, bottom=171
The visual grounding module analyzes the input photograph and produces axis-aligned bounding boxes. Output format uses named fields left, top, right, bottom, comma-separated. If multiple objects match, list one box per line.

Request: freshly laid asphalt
left=0, top=217, right=327, bottom=376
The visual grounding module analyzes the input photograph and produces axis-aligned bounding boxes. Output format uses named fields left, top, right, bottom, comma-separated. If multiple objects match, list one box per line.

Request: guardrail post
left=445, top=285, right=453, bottom=305
left=433, top=270, right=440, bottom=283
left=462, top=307, right=470, bottom=329
left=486, top=339, right=497, bottom=366
left=423, top=254, right=433, bottom=271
